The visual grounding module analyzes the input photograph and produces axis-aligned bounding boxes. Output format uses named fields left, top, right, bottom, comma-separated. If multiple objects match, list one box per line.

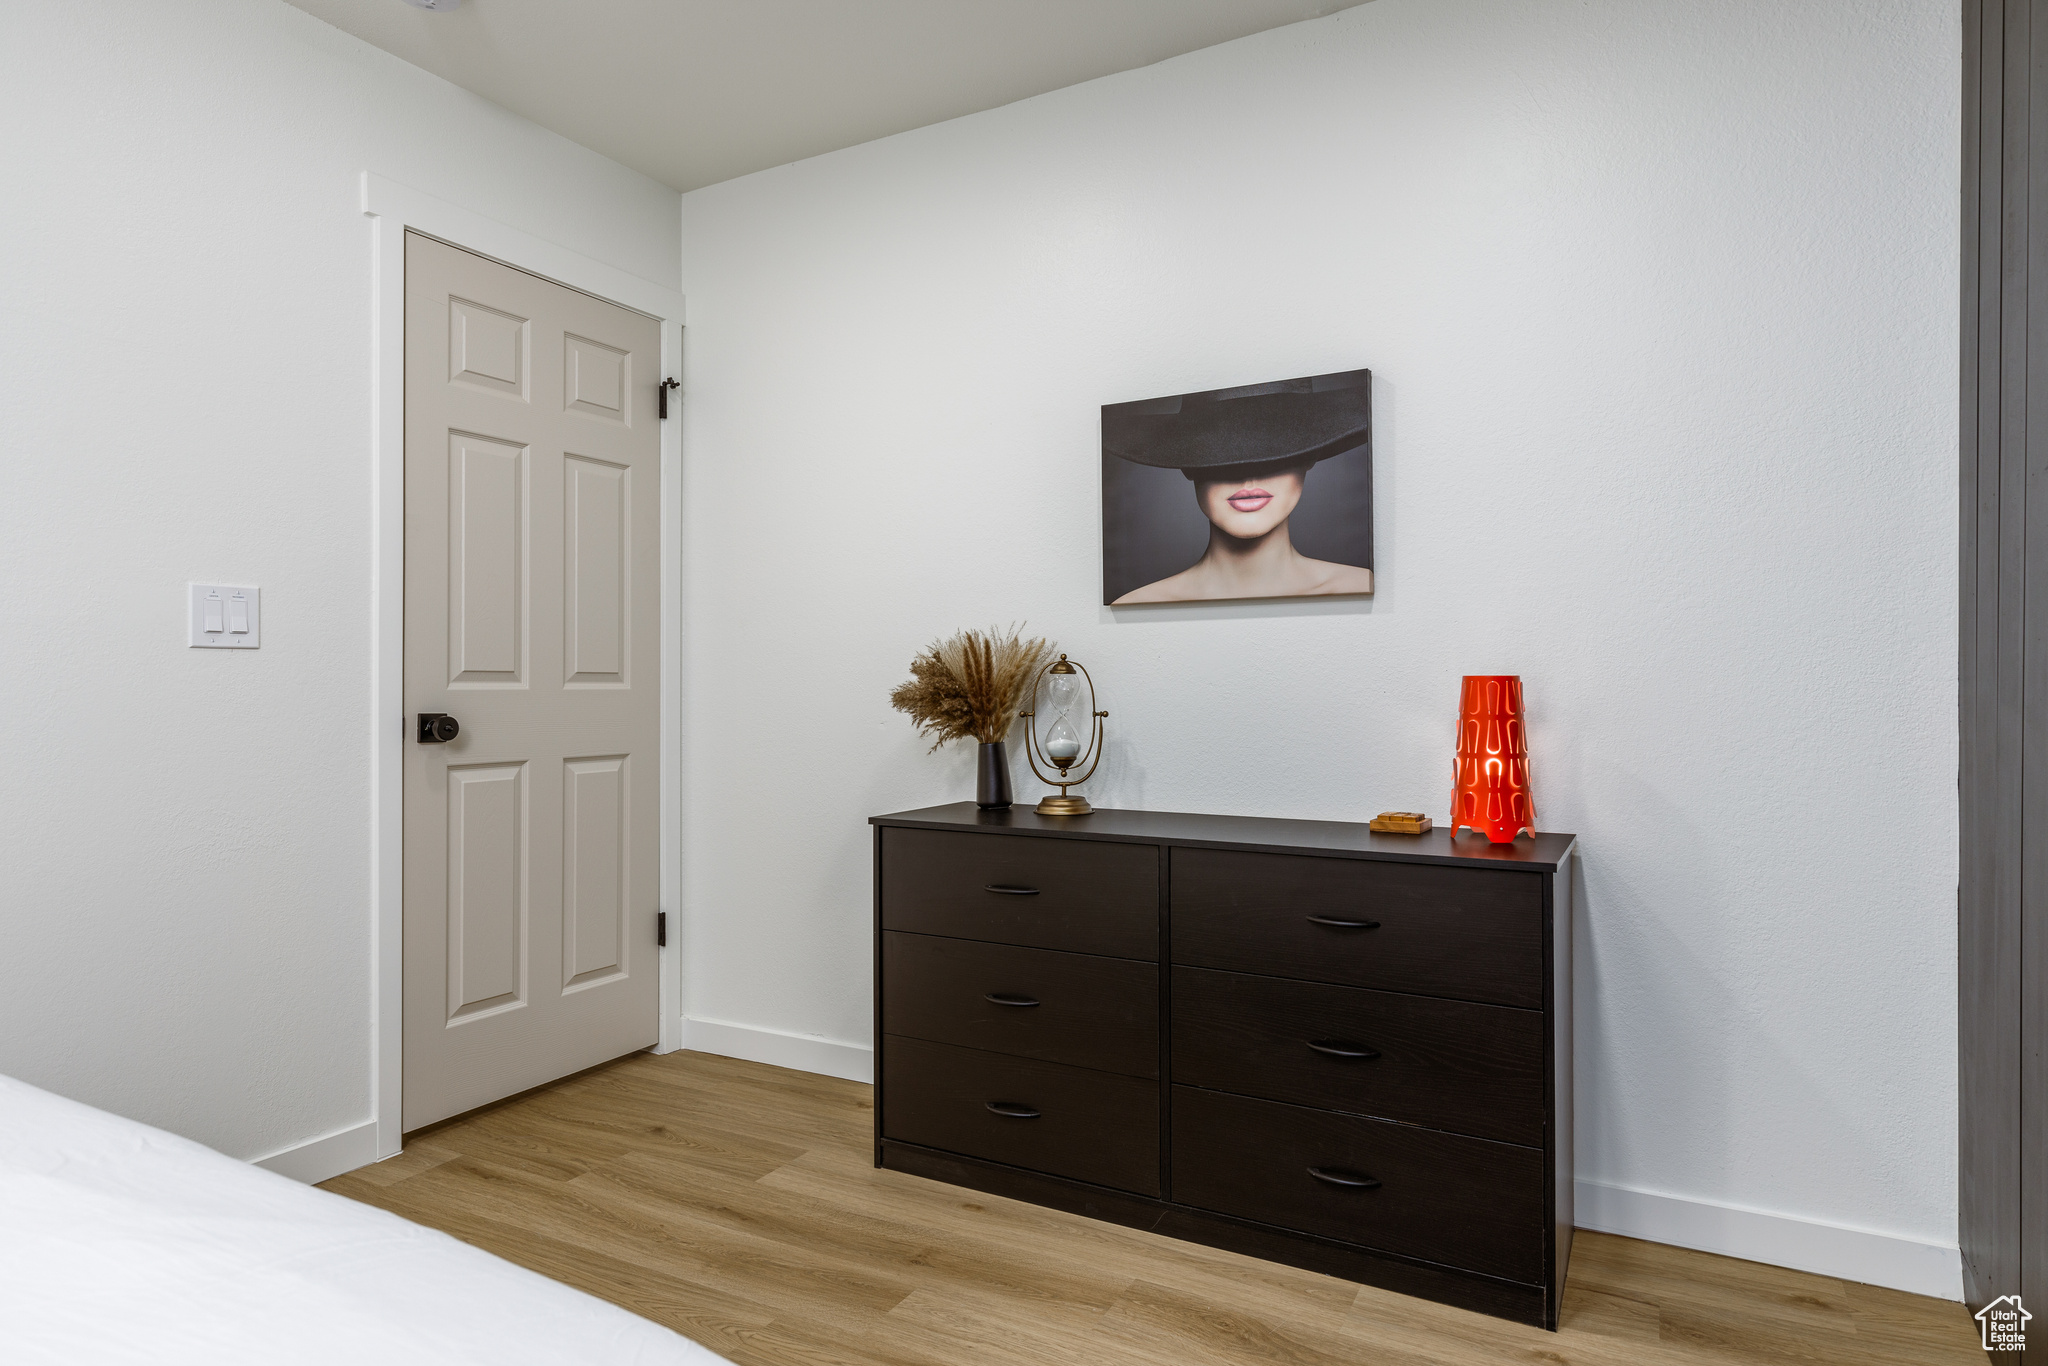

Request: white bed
left=0, top=1074, right=732, bottom=1365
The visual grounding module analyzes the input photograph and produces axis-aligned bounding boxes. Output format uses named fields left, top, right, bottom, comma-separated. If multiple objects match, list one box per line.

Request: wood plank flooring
left=320, top=1050, right=1983, bottom=1366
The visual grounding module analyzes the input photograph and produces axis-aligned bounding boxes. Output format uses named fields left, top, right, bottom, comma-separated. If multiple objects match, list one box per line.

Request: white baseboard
left=682, top=1016, right=873, bottom=1083
left=251, top=1021, right=867, bottom=1184
left=1575, top=1178, right=1961, bottom=1301
left=252, top=1118, right=381, bottom=1185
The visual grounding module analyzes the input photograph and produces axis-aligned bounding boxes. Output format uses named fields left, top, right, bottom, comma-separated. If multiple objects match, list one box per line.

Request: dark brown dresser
left=870, top=803, right=1578, bottom=1329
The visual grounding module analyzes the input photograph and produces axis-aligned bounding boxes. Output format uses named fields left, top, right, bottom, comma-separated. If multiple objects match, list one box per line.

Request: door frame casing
left=362, top=173, right=685, bottom=1161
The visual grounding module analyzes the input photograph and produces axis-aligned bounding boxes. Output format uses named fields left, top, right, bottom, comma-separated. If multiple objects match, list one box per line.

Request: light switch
left=190, top=584, right=259, bottom=648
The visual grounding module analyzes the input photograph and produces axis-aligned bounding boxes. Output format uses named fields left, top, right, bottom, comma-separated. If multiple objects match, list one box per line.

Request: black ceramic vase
left=976, top=742, right=1013, bottom=809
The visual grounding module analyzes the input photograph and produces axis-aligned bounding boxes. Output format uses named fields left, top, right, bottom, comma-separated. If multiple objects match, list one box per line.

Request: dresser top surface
left=871, top=803, right=1576, bottom=870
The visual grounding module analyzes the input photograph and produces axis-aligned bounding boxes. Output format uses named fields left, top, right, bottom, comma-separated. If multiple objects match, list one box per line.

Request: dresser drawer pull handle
left=1306, top=915, right=1381, bottom=929
left=1308, top=1166, right=1381, bottom=1190
left=984, top=884, right=1041, bottom=896
left=985, top=1101, right=1041, bottom=1118
left=985, top=992, right=1041, bottom=1007
left=1307, top=1039, right=1380, bottom=1060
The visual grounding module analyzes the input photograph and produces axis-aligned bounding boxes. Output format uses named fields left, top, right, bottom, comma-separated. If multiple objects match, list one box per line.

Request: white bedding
left=0, top=1074, right=731, bottom=1365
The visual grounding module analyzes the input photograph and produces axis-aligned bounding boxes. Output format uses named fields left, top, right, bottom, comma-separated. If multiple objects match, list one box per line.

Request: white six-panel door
left=403, top=231, right=661, bottom=1130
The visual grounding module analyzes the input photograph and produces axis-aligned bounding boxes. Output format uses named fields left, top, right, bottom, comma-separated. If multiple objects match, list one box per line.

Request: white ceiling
left=282, top=0, right=1370, bottom=192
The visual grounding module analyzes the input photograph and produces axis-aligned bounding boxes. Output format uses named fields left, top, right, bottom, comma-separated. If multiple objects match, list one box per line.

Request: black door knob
left=417, top=713, right=461, bottom=744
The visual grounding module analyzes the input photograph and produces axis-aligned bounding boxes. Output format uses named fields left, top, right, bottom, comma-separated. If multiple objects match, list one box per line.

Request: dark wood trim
left=878, top=1139, right=1551, bottom=1328
left=1157, top=842, right=1174, bottom=1205
left=871, top=802, right=1575, bottom=871
left=872, top=824, right=887, bottom=1168
left=1552, top=850, right=1575, bottom=1314
left=1961, top=0, right=2031, bottom=1327
left=2024, top=0, right=2048, bottom=1333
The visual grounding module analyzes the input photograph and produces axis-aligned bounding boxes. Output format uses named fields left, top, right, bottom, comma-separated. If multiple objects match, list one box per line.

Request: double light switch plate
left=189, top=583, right=260, bottom=648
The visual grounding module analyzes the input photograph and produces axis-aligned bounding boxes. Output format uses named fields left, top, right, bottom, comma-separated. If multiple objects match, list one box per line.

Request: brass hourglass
left=1020, top=654, right=1107, bottom=815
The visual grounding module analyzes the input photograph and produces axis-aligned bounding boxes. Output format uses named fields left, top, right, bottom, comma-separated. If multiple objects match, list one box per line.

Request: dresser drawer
left=1172, top=968, right=1543, bottom=1145
left=1171, top=1087, right=1544, bottom=1283
left=882, top=1037, right=1160, bottom=1195
left=882, top=828, right=1158, bottom=959
left=1171, top=849, right=1543, bottom=1008
left=884, top=933, right=1159, bottom=1077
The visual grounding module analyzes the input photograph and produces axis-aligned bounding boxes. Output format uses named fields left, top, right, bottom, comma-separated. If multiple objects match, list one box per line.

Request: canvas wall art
left=1100, top=368, right=1373, bottom=605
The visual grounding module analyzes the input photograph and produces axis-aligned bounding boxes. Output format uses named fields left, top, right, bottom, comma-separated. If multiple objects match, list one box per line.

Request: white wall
left=0, top=0, right=677, bottom=1166
left=677, top=0, right=1961, bottom=1293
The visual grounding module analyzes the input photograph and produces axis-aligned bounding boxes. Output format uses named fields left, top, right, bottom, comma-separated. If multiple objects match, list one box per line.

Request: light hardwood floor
left=321, top=1050, right=1982, bottom=1366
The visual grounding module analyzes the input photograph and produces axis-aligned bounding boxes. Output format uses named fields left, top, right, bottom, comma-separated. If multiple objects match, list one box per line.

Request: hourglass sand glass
left=1020, top=655, right=1107, bottom=815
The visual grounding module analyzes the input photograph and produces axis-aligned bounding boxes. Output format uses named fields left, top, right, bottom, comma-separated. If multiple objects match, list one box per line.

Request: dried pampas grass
left=889, top=651, right=976, bottom=753
left=891, top=625, right=1055, bottom=751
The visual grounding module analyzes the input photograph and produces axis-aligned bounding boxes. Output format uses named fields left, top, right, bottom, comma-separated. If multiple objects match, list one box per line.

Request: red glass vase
left=1451, top=675, right=1535, bottom=844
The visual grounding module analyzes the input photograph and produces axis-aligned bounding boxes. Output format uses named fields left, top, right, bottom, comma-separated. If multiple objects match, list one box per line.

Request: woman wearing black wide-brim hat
left=1103, top=369, right=1373, bottom=603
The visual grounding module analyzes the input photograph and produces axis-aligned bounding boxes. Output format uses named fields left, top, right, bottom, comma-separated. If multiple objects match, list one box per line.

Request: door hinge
left=657, top=911, right=667, bottom=947
left=658, top=377, right=680, bottom=419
